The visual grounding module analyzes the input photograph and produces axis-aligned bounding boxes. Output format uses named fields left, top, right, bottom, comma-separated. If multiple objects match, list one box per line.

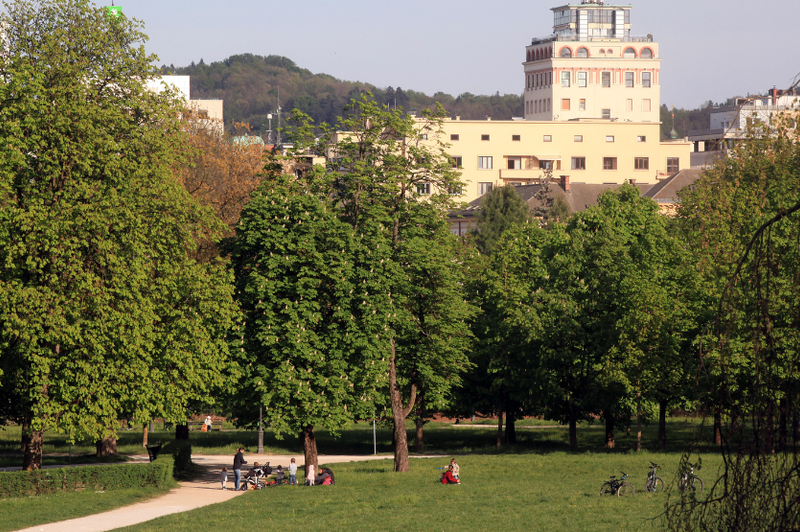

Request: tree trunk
left=636, top=391, right=642, bottom=452
left=779, top=397, right=788, bottom=451
left=20, top=417, right=30, bottom=453
left=142, top=423, right=149, bottom=447
left=96, top=436, right=117, bottom=457
left=713, top=407, right=722, bottom=446
left=22, top=425, right=43, bottom=471
left=301, top=425, right=318, bottom=472
left=496, top=399, right=504, bottom=449
left=658, top=398, right=667, bottom=450
left=505, top=404, right=516, bottom=444
left=415, top=418, right=425, bottom=453
left=388, top=339, right=410, bottom=472
left=764, top=400, right=775, bottom=454
left=605, top=414, right=615, bottom=449
left=568, top=399, right=578, bottom=452
left=175, top=424, right=189, bottom=440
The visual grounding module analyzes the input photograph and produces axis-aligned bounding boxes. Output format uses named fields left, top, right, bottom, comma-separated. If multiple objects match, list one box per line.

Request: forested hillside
left=163, top=54, right=523, bottom=135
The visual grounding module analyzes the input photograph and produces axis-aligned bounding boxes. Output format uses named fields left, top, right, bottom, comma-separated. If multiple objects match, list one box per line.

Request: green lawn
left=0, top=486, right=173, bottom=532
left=115, top=453, right=719, bottom=532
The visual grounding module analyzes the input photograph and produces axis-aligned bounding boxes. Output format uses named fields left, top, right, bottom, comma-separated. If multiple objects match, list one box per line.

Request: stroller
left=240, top=462, right=273, bottom=490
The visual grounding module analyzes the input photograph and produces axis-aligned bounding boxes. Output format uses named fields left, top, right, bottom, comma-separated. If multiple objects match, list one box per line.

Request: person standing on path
left=233, top=447, right=246, bottom=490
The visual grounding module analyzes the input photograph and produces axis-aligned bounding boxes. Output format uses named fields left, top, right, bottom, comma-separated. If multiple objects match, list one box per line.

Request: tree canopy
left=0, top=0, right=238, bottom=469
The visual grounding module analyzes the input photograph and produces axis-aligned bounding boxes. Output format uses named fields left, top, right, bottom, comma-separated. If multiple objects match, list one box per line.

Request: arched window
left=536, top=49, right=541, bottom=60
left=624, top=47, right=636, bottom=58
left=607, top=49, right=613, bottom=54
left=560, top=47, right=572, bottom=58
left=599, top=49, right=606, bottom=55
left=640, top=48, right=653, bottom=59
left=577, top=47, right=589, bottom=58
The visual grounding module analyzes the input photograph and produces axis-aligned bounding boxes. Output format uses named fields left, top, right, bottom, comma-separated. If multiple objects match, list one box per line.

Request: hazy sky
left=113, top=0, right=797, bottom=109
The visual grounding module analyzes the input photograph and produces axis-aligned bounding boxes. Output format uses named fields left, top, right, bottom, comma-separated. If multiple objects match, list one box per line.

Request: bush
left=167, top=440, right=193, bottom=480
left=0, top=459, right=174, bottom=498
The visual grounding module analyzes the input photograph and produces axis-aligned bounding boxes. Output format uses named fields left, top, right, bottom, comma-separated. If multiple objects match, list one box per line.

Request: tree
left=227, top=164, right=385, bottom=471
left=472, top=185, right=531, bottom=255
left=666, top=109, right=800, bottom=532
left=289, top=95, right=473, bottom=471
left=0, top=0, right=238, bottom=469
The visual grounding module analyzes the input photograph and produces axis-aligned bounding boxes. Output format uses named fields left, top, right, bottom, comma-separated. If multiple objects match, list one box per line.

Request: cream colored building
left=436, top=118, right=689, bottom=203
left=146, top=75, right=224, bottom=130
left=424, top=0, right=689, bottom=205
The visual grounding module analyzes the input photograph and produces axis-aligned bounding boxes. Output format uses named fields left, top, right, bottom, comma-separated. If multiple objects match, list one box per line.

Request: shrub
left=167, top=440, right=193, bottom=480
left=0, top=459, right=174, bottom=498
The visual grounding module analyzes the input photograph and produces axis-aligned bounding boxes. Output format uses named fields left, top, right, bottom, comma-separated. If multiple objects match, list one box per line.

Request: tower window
left=640, top=48, right=653, bottom=59
left=602, top=109, right=611, bottom=119
left=642, top=72, right=652, bottom=88
left=624, top=47, right=637, bottom=59
left=625, top=72, right=634, bottom=87
left=561, top=71, right=571, bottom=87
left=602, top=72, right=611, bottom=87
left=577, top=47, right=589, bottom=58
left=562, top=99, right=571, bottom=111
left=560, top=47, right=572, bottom=58
left=578, top=72, right=587, bottom=87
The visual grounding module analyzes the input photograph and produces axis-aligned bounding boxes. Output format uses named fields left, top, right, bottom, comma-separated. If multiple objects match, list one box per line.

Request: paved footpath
left=12, top=453, right=394, bottom=532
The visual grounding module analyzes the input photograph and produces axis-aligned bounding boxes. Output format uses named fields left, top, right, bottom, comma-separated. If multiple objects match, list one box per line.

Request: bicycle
left=644, top=462, right=664, bottom=493
left=599, top=471, right=635, bottom=497
left=678, top=463, right=704, bottom=492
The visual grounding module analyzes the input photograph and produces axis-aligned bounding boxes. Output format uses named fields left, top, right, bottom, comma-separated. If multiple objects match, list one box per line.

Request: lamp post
left=258, top=406, right=264, bottom=454
left=266, top=114, right=273, bottom=145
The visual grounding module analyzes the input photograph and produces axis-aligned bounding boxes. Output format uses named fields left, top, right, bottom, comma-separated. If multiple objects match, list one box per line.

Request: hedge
left=0, top=458, right=174, bottom=498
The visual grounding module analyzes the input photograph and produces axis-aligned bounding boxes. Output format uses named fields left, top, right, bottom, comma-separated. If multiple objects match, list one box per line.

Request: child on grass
left=289, top=457, right=297, bottom=485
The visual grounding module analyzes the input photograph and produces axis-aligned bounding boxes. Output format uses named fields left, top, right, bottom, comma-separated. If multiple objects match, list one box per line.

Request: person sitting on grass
left=441, top=464, right=460, bottom=484
left=314, top=467, right=335, bottom=485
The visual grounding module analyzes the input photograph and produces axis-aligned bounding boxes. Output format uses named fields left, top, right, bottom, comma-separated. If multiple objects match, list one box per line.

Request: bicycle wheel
left=600, top=481, right=614, bottom=495
left=651, top=477, right=664, bottom=492
left=691, top=477, right=704, bottom=492
left=617, top=482, right=635, bottom=497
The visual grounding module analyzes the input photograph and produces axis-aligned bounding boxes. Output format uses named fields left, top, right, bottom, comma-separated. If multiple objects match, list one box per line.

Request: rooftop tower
left=523, top=1, right=660, bottom=123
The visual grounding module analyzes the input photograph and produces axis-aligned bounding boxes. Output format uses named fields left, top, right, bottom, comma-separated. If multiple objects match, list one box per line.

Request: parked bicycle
left=599, top=471, right=634, bottom=497
left=678, top=463, right=704, bottom=492
left=644, top=462, right=664, bottom=492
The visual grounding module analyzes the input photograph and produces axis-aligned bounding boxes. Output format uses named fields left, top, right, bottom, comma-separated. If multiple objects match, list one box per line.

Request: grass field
left=0, top=486, right=173, bottom=532
left=115, top=453, right=720, bottom=532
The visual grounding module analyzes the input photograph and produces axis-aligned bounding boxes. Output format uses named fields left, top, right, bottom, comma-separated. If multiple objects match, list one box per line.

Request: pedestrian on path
left=233, top=447, right=246, bottom=490
left=221, top=467, right=228, bottom=490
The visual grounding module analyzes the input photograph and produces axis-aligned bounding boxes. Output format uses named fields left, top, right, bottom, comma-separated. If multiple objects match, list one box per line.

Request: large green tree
left=0, top=0, right=238, bottom=469
left=289, top=95, right=473, bottom=471
left=472, top=184, right=532, bottom=256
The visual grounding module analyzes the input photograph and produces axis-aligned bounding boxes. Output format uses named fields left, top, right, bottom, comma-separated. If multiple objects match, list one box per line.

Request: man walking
left=233, top=447, right=246, bottom=490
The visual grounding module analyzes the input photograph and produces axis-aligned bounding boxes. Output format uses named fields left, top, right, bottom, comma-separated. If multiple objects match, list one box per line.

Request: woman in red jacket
left=441, top=465, right=460, bottom=484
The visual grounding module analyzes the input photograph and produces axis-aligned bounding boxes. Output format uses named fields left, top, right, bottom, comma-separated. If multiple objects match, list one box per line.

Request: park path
left=12, top=453, right=394, bottom=532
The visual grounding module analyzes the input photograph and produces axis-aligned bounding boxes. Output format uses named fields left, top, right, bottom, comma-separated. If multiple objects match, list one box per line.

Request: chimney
left=560, top=174, right=571, bottom=193
left=455, top=116, right=461, bottom=121
left=629, top=178, right=636, bottom=184
left=485, top=115, right=492, bottom=121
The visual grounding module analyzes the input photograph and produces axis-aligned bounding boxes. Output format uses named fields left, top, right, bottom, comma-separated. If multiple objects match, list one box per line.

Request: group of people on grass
left=223, top=449, right=332, bottom=490
left=222, top=449, right=460, bottom=490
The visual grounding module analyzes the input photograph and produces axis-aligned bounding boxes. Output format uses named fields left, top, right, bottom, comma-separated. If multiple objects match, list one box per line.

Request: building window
left=507, top=157, right=522, bottom=170
left=450, top=156, right=463, bottom=168
left=640, top=48, right=653, bottom=59
left=547, top=98, right=551, bottom=111
left=603, top=157, right=617, bottom=170
left=574, top=135, right=583, bottom=142
left=579, top=99, right=586, bottom=110
left=606, top=135, right=615, bottom=142
left=624, top=47, right=636, bottom=58
left=637, top=135, right=647, bottom=142
left=667, top=157, right=680, bottom=173
left=635, top=157, right=649, bottom=170
left=448, top=184, right=463, bottom=196
left=560, top=47, right=572, bottom=58
left=571, top=157, right=586, bottom=170
left=562, top=98, right=571, bottom=111
left=602, top=71, right=611, bottom=87
left=481, top=134, right=490, bottom=141
left=512, top=134, right=521, bottom=141
left=450, top=134, right=459, bottom=141
left=642, top=72, right=651, bottom=88
left=643, top=99, right=652, bottom=112
left=417, top=183, right=431, bottom=195
left=626, top=99, right=634, bottom=112
left=543, top=134, right=552, bottom=142
left=479, top=182, right=493, bottom=195
left=577, top=47, right=589, bottom=58
left=561, top=71, right=571, bottom=87
left=540, top=160, right=554, bottom=169
left=420, top=134, right=428, bottom=140
left=602, top=108, right=611, bottom=119
left=625, top=72, right=634, bottom=87
left=578, top=71, right=587, bottom=87
left=478, top=156, right=493, bottom=169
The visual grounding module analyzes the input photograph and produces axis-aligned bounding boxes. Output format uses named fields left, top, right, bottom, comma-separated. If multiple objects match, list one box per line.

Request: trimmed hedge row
left=0, top=458, right=174, bottom=498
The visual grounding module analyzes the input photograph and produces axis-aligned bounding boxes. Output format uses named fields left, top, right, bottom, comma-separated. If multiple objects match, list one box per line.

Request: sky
left=108, top=0, right=798, bottom=109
